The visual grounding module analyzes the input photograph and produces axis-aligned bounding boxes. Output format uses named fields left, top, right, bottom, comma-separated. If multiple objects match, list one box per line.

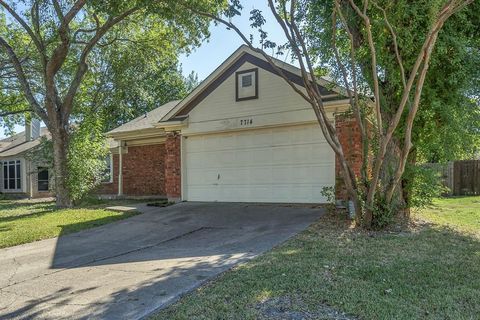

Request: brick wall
left=164, top=132, right=181, bottom=200
left=98, top=144, right=166, bottom=196
left=335, top=115, right=363, bottom=201
left=98, top=153, right=119, bottom=195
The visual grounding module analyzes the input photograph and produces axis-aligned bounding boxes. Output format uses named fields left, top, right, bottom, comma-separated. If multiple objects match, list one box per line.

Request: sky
left=179, top=0, right=288, bottom=81
left=1, top=0, right=287, bottom=138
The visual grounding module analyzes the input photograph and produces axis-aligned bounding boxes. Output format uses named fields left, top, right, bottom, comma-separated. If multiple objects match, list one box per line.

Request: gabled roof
left=0, top=128, right=50, bottom=158
left=160, top=45, right=347, bottom=123
left=106, top=46, right=351, bottom=138
left=107, top=100, right=180, bottom=136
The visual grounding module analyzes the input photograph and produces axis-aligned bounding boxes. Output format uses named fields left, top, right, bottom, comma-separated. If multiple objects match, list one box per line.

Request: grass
left=0, top=198, right=140, bottom=248
left=413, top=196, right=480, bottom=236
left=155, top=196, right=480, bottom=320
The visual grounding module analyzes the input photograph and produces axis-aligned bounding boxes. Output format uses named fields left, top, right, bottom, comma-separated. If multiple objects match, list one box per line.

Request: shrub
left=404, top=164, right=449, bottom=209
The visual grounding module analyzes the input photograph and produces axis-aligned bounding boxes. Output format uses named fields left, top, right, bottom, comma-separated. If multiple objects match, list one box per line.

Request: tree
left=0, top=0, right=222, bottom=207
left=186, top=0, right=474, bottom=228
left=74, top=14, right=204, bottom=133
left=306, top=0, right=480, bottom=209
left=412, top=3, right=480, bottom=163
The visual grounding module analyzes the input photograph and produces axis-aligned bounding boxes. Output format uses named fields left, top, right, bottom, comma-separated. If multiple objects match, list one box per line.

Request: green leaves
left=1, top=0, right=224, bottom=205
left=67, top=114, right=108, bottom=202
left=305, top=0, right=479, bottom=162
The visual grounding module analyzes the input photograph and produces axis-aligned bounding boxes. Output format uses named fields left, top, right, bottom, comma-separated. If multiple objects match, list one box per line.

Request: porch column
left=165, top=132, right=181, bottom=201
left=117, top=141, right=123, bottom=197
left=335, top=114, right=364, bottom=202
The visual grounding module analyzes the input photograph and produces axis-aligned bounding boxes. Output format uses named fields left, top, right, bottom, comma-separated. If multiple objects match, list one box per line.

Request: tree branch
left=0, top=36, right=47, bottom=121
left=0, top=0, right=47, bottom=64
left=371, top=0, right=406, bottom=89
left=52, top=0, right=65, bottom=21
left=0, top=109, right=32, bottom=117
left=62, top=7, right=140, bottom=121
left=385, top=0, right=473, bottom=201
left=347, top=0, right=383, bottom=137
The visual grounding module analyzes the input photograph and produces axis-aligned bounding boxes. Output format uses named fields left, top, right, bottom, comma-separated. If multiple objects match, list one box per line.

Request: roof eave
left=154, top=117, right=189, bottom=132
left=106, top=127, right=166, bottom=141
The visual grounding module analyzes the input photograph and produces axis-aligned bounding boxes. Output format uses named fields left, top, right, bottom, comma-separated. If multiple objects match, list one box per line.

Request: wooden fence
left=453, top=160, right=480, bottom=195
left=425, top=160, right=480, bottom=196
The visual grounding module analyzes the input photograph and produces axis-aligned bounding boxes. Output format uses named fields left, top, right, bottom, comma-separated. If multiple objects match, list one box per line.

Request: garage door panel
left=271, top=165, right=332, bottom=184
left=184, top=124, right=334, bottom=203
left=187, top=186, right=218, bottom=201
left=272, top=128, right=291, bottom=145
left=186, top=169, right=219, bottom=185
left=235, top=150, right=254, bottom=163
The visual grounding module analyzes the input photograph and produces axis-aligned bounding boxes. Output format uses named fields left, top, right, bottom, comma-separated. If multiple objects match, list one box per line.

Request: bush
left=404, top=164, right=448, bottom=209
left=320, top=186, right=336, bottom=213
left=67, top=118, right=108, bottom=203
left=25, top=118, right=108, bottom=204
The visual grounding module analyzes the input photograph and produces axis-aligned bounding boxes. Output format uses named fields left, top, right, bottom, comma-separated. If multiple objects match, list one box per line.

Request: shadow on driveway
left=0, top=202, right=324, bottom=319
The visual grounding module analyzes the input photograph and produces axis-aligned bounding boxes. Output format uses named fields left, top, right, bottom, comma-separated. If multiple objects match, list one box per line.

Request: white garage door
left=184, top=124, right=335, bottom=203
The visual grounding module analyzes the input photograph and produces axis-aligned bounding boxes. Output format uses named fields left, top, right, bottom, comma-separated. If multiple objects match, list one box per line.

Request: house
left=99, top=45, right=362, bottom=203
left=0, top=119, right=53, bottom=198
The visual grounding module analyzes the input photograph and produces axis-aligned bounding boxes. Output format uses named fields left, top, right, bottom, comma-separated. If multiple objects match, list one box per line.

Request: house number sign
left=239, top=118, right=253, bottom=126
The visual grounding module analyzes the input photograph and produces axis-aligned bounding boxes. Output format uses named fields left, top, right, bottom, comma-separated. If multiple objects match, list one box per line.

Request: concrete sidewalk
left=0, top=202, right=323, bottom=319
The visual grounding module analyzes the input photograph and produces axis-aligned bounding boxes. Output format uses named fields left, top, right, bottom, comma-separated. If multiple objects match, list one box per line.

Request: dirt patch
left=254, top=296, right=356, bottom=320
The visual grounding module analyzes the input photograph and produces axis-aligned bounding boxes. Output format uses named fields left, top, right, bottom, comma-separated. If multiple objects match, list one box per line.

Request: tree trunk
left=363, top=132, right=408, bottom=228
left=51, top=126, right=72, bottom=208
left=401, top=148, right=417, bottom=219
left=380, top=137, right=407, bottom=216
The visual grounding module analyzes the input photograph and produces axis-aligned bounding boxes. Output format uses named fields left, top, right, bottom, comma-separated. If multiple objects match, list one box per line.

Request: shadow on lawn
left=0, top=210, right=55, bottom=223
left=0, top=201, right=55, bottom=212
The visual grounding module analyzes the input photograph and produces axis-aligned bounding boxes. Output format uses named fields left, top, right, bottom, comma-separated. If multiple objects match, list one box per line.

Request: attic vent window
left=242, top=74, right=252, bottom=87
left=236, top=68, right=258, bottom=101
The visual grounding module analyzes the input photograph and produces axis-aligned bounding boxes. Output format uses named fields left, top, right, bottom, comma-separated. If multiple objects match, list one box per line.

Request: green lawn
left=155, top=196, right=480, bottom=320
left=0, top=198, right=140, bottom=248
left=414, top=196, right=480, bottom=236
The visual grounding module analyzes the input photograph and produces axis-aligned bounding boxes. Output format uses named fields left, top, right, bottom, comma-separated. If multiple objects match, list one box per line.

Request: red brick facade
left=98, top=144, right=166, bottom=196
left=335, top=115, right=364, bottom=201
left=99, top=120, right=363, bottom=203
left=164, top=132, right=182, bottom=200
left=98, top=153, right=119, bottom=195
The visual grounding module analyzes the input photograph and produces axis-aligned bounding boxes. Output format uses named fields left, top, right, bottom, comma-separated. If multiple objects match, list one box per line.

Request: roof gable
left=161, top=45, right=345, bottom=122
left=0, top=128, right=50, bottom=158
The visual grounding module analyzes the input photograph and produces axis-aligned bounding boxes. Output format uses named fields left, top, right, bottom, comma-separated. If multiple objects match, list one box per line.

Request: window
left=236, top=68, right=258, bottom=101
left=37, top=167, right=49, bottom=192
left=241, top=74, right=252, bottom=87
left=102, top=154, right=113, bottom=183
left=2, top=160, right=21, bottom=191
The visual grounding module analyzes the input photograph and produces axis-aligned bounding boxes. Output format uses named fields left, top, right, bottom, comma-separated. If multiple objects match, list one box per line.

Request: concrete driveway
left=0, top=202, right=323, bottom=320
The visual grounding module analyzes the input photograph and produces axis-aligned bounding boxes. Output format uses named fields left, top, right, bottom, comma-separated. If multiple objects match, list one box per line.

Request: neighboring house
left=99, top=45, right=362, bottom=203
left=0, top=120, right=53, bottom=198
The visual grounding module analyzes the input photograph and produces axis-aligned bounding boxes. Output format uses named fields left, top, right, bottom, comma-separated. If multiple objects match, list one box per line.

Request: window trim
left=235, top=68, right=258, bottom=102
left=2, top=159, right=22, bottom=192
left=102, top=153, right=114, bottom=184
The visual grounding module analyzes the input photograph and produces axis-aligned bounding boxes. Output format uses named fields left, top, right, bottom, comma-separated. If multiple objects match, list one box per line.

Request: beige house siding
left=0, top=156, right=53, bottom=198
left=181, top=62, right=348, bottom=137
